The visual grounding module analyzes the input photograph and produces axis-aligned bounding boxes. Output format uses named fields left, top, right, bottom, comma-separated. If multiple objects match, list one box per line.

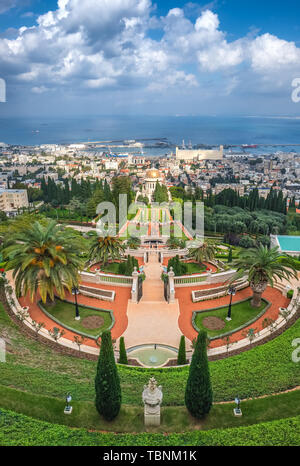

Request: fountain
left=127, top=344, right=178, bottom=367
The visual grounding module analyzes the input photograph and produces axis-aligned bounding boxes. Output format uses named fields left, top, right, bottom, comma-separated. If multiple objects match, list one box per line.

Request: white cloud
left=0, top=1, right=300, bottom=112
left=250, top=33, right=300, bottom=72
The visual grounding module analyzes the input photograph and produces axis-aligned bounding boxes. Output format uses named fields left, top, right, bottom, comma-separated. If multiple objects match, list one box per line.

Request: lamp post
left=64, top=392, right=72, bottom=414
left=72, top=287, right=80, bottom=321
left=234, top=395, right=242, bottom=416
left=226, top=286, right=236, bottom=321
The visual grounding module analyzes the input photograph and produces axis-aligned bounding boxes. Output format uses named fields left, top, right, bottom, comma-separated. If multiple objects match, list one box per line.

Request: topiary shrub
left=167, top=255, right=187, bottom=276
left=287, top=289, right=294, bottom=299
left=185, top=330, right=213, bottom=418
left=177, top=335, right=187, bottom=365
left=118, top=337, right=128, bottom=365
left=95, top=331, right=121, bottom=421
left=118, top=256, right=139, bottom=276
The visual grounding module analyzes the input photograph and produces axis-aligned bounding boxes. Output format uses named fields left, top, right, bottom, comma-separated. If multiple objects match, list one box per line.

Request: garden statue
left=142, top=377, right=163, bottom=426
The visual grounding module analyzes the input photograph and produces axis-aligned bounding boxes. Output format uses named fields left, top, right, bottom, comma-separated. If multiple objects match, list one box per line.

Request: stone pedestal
left=168, top=267, right=175, bottom=303
left=142, top=377, right=163, bottom=427
left=131, top=267, right=139, bottom=303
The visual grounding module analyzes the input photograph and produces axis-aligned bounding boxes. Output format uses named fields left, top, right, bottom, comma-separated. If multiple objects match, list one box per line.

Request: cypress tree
left=177, top=335, right=187, bottom=365
left=185, top=331, right=213, bottom=418
left=228, top=247, right=233, bottom=263
left=118, top=337, right=128, bottom=365
left=95, top=331, right=121, bottom=421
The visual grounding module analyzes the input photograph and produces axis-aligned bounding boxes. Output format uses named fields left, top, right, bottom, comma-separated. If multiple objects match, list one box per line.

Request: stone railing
left=80, top=270, right=133, bottom=287
left=3, top=277, right=299, bottom=362
left=4, top=282, right=99, bottom=356
left=174, top=269, right=237, bottom=287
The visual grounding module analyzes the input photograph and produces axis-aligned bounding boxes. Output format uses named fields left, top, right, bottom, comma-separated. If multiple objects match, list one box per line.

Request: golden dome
left=146, top=169, right=160, bottom=179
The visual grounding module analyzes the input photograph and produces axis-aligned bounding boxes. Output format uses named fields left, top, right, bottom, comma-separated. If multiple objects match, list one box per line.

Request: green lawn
left=194, top=298, right=267, bottom=338
left=0, top=384, right=299, bottom=435
left=100, top=262, right=120, bottom=274
left=1, top=295, right=300, bottom=406
left=0, top=408, right=299, bottom=446
left=185, top=262, right=207, bottom=274
left=42, top=300, right=113, bottom=338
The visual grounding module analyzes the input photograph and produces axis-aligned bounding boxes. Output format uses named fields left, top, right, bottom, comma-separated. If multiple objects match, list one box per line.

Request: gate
left=164, top=278, right=170, bottom=303
left=137, top=275, right=143, bottom=302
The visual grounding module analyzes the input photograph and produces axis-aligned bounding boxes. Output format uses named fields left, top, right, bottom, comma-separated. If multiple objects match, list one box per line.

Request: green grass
left=42, top=300, right=112, bottom=337
left=100, top=262, right=121, bottom=274
left=0, top=385, right=299, bottom=434
left=194, top=298, right=267, bottom=338
left=185, top=262, right=207, bottom=274
left=0, top=408, right=299, bottom=446
left=1, top=298, right=300, bottom=406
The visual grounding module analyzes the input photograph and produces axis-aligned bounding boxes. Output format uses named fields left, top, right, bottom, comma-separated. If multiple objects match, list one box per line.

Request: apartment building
left=0, top=189, right=29, bottom=216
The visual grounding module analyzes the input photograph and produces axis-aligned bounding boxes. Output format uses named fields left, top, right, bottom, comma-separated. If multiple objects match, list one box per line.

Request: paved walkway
left=122, top=253, right=182, bottom=348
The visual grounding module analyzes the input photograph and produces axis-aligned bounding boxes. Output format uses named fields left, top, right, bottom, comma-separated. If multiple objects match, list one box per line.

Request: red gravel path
left=176, top=285, right=289, bottom=347
left=19, top=281, right=131, bottom=348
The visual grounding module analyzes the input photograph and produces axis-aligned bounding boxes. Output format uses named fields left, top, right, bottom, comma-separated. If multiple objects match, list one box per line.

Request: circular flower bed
left=81, top=315, right=105, bottom=329
left=202, top=316, right=226, bottom=331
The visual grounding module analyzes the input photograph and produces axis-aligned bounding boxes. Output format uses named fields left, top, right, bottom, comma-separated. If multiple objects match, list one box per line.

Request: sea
left=1, top=115, right=300, bottom=156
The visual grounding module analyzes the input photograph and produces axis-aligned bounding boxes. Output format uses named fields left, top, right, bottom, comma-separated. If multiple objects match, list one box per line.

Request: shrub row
left=0, top=408, right=299, bottom=446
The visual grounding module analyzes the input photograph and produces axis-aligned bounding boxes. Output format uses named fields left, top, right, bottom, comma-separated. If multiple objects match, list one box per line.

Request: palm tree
left=166, top=237, right=185, bottom=249
left=89, top=235, right=125, bottom=266
left=188, top=242, right=215, bottom=266
left=232, top=245, right=297, bottom=308
left=2, top=220, right=84, bottom=302
left=126, top=236, right=141, bottom=250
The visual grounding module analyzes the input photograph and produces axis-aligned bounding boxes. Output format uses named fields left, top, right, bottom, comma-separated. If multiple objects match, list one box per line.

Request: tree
left=166, top=237, right=185, bottom=249
left=73, top=335, right=86, bottom=352
left=0, top=211, right=7, bottom=222
left=95, top=331, right=121, bottom=421
left=118, top=337, right=128, bottom=364
left=88, top=236, right=125, bottom=266
left=167, top=255, right=187, bottom=276
left=239, top=235, right=256, bottom=248
left=177, top=335, right=187, bottom=365
left=126, top=236, right=141, bottom=250
left=232, top=245, right=297, bottom=308
left=228, top=247, right=233, bottom=263
left=48, top=327, right=65, bottom=342
left=188, top=242, right=215, bottom=266
left=2, top=220, right=84, bottom=302
left=185, top=331, right=213, bottom=418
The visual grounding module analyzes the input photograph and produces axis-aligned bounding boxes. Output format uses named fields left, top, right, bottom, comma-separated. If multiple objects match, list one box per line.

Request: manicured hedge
left=0, top=408, right=299, bottom=446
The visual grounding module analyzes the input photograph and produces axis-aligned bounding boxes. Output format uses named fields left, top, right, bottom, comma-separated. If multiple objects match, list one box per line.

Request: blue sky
left=1, top=0, right=300, bottom=117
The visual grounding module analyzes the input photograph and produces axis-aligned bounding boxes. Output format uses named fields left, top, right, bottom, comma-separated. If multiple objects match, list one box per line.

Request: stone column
left=131, top=267, right=139, bottom=303
left=168, top=267, right=175, bottom=303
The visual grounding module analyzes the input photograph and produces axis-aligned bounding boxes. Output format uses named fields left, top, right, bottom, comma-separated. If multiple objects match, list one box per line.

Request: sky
left=1, top=0, right=300, bottom=117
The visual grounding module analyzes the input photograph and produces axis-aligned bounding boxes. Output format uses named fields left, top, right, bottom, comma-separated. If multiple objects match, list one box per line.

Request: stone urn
left=142, top=377, right=163, bottom=426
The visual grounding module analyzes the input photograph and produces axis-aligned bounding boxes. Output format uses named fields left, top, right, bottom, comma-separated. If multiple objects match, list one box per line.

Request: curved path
left=176, top=284, right=290, bottom=347
left=18, top=280, right=130, bottom=349
left=121, top=253, right=182, bottom=348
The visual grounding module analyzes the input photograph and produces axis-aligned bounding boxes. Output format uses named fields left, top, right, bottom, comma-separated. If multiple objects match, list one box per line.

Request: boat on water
left=241, top=144, right=258, bottom=149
